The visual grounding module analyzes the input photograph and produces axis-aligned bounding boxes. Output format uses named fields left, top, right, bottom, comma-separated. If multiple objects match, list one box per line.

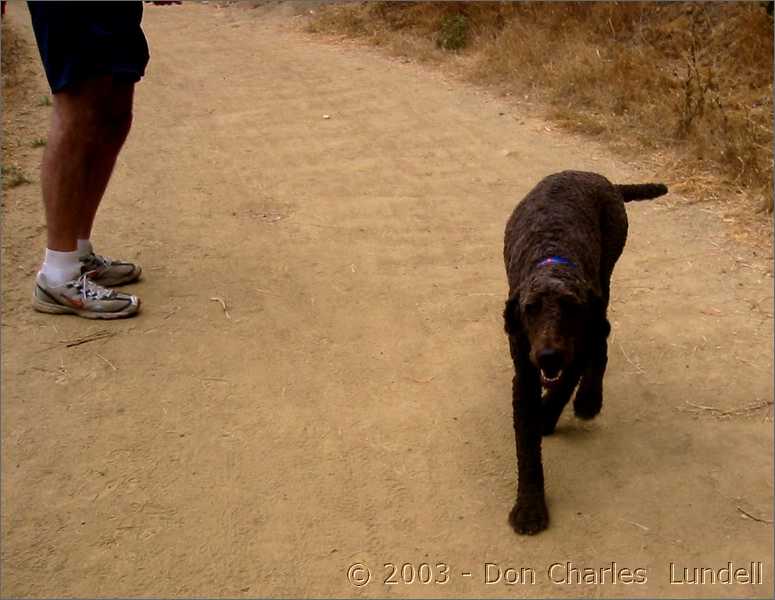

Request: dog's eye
left=558, top=294, right=581, bottom=310
left=524, top=299, right=541, bottom=315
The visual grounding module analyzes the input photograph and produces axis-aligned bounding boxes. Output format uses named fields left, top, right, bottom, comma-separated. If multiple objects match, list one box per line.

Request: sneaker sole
left=32, top=294, right=141, bottom=319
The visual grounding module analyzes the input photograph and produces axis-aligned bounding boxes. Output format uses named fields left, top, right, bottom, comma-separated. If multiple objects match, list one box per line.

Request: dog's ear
left=503, top=293, right=521, bottom=335
left=586, top=287, right=602, bottom=312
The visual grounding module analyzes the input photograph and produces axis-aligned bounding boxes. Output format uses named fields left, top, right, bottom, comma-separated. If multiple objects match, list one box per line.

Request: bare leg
left=41, top=76, right=134, bottom=251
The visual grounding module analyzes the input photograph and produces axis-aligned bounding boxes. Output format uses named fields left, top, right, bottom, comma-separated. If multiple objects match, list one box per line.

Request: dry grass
left=1, top=15, right=33, bottom=99
left=2, top=13, right=43, bottom=186
left=1, top=164, right=32, bottom=189
left=307, top=2, right=773, bottom=216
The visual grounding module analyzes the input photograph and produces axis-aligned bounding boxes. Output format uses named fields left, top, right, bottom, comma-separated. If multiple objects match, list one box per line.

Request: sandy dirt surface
left=1, top=3, right=772, bottom=597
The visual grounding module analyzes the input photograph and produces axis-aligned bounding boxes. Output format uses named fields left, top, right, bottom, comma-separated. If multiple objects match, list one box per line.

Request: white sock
left=39, top=248, right=82, bottom=286
left=77, top=239, right=93, bottom=258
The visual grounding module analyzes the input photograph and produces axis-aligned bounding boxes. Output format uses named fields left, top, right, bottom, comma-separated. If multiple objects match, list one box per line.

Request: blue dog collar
left=537, top=256, right=575, bottom=269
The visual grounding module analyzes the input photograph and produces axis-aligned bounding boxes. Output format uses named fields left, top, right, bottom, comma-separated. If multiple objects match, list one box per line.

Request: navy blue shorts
left=28, top=1, right=150, bottom=93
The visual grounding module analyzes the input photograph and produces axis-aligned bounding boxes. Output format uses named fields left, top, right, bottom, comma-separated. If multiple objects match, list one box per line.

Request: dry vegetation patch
left=307, top=1, right=773, bottom=228
left=1, top=18, right=39, bottom=193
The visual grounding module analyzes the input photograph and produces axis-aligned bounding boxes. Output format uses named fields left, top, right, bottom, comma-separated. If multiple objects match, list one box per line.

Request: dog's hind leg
left=574, top=319, right=610, bottom=419
left=508, top=341, right=550, bottom=535
left=541, top=368, right=581, bottom=435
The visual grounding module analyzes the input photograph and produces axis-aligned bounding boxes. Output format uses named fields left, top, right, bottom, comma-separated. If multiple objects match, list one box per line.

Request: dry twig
left=684, top=399, right=773, bottom=416
left=163, top=306, right=181, bottom=320
left=61, top=329, right=116, bottom=348
left=95, top=353, right=117, bottom=371
left=408, top=375, right=436, bottom=384
left=736, top=506, right=773, bottom=525
left=255, top=288, right=281, bottom=297
left=618, top=341, right=645, bottom=374
left=620, top=518, right=649, bottom=531
left=209, top=297, right=231, bottom=320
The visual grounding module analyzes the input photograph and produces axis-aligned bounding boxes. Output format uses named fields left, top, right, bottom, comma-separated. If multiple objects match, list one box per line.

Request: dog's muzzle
left=537, top=349, right=564, bottom=388
left=540, top=368, right=563, bottom=388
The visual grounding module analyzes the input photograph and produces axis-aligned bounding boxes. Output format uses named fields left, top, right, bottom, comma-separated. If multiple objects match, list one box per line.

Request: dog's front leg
left=574, top=318, right=611, bottom=419
left=541, top=368, right=581, bottom=435
left=508, top=349, right=549, bottom=534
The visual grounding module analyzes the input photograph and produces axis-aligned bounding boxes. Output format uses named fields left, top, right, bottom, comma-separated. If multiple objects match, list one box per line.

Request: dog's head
left=504, top=272, right=602, bottom=388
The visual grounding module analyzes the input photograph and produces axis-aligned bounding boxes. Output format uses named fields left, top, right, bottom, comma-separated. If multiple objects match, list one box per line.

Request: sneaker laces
left=81, top=252, right=115, bottom=269
left=68, top=272, right=116, bottom=301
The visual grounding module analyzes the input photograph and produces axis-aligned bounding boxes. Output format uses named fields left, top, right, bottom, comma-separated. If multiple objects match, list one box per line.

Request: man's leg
left=76, top=80, right=135, bottom=242
left=42, top=76, right=134, bottom=252
left=29, top=1, right=147, bottom=317
left=33, top=76, right=141, bottom=319
left=66, top=78, right=144, bottom=286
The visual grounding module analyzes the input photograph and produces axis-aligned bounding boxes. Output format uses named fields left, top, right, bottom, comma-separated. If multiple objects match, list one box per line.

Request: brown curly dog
left=503, top=170, right=667, bottom=534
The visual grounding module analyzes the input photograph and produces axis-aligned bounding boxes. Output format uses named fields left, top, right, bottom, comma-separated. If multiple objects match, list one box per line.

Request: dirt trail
left=1, top=3, right=772, bottom=598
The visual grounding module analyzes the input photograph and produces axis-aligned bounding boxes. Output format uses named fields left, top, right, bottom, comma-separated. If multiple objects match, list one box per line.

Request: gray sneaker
left=33, top=272, right=141, bottom=319
left=80, top=252, right=142, bottom=287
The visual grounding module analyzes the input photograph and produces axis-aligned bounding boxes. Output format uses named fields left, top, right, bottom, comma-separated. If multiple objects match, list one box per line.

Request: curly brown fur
left=502, top=170, right=667, bottom=535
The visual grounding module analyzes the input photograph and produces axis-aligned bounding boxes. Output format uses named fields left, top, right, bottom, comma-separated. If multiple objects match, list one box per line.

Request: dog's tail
left=616, top=183, right=668, bottom=202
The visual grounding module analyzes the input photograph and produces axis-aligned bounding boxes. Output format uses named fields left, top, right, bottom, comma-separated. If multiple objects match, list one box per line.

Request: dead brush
left=673, top=6, right=773, bottom=210
left=436, top=13, right=469, bottom=51
left=307, top=1, right=773, bottom=214
left=675, top=25, right=715, bottom=139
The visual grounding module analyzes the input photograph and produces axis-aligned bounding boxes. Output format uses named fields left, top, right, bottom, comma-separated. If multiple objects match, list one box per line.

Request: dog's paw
left=574, top=384, right=602, bottom=420
left=508, top=497, right=549, bottom=535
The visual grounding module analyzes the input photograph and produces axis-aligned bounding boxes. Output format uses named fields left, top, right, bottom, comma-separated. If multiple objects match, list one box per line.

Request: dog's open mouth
left=540, top=369, right=563, bottom=388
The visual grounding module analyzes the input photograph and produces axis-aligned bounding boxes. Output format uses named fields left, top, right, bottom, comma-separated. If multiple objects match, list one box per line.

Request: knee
left=95, top=104, right=133, bottom=147
left=54, top=89, right=133, bottom=147
left=73, top=108, right=133, bottom=148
